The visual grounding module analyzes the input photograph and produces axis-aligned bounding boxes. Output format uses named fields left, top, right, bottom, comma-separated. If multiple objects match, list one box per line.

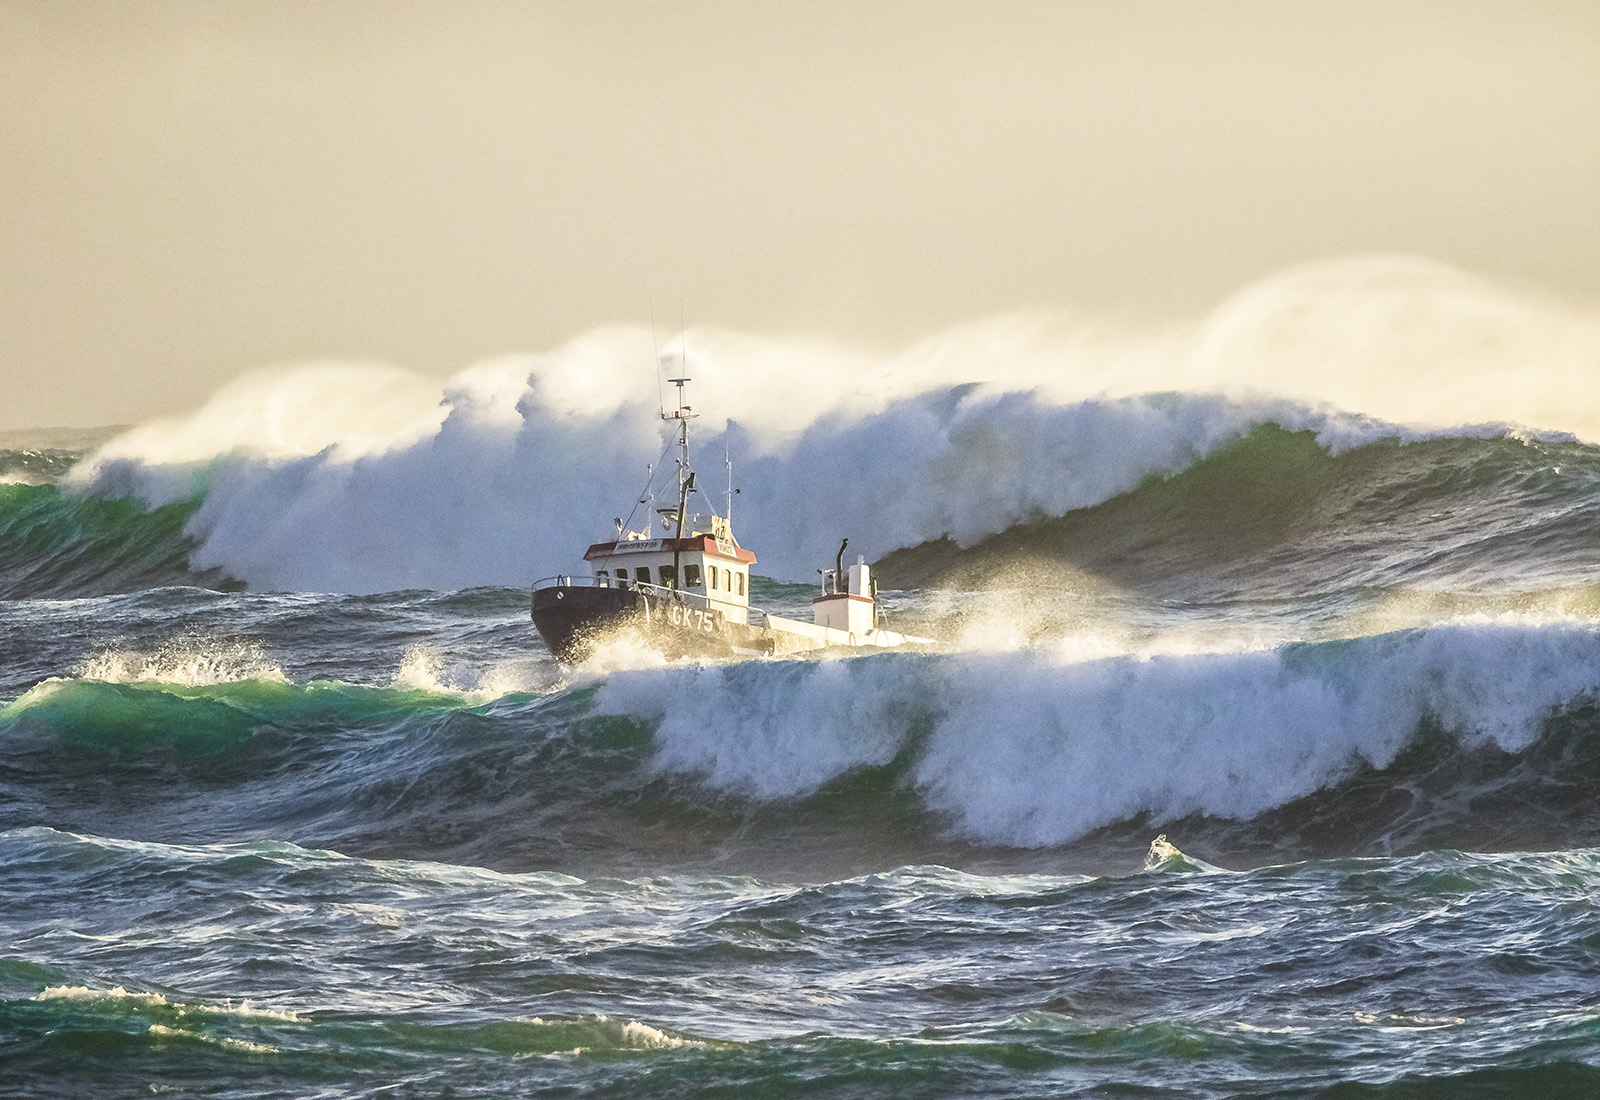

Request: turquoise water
left=5, top=826, right=1600, bottom=1098
left=4, top=426, right=1600, bottom=1096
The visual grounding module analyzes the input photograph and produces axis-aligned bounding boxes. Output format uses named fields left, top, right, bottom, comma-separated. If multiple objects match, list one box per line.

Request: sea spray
left=49, top=255, right=1600, bottom=595
left=595, top=622, right=1600, bottom=847
left=874, top=426, right=1600, bottom=601
left=100, top=387, right=1355, bottom=592
left=74, top=636, right=288, bottom=687
left=6, top=255, right=1600, bottom=1098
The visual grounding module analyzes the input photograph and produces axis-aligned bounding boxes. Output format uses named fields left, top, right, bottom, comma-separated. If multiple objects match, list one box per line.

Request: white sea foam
left=75, top=639, right=287, bottom=687
left=84, top=360, right=448, bottom=471
left=393, top=645, right=561, bottom=698
left=393, top=646, right=456, bottom=695
left=33, top=984, right=172, bottom=1006
left=563, top=629, right=681, bottom=681
left=0, top=471, right=51, bottom=486
left=596, top=622, right=1600, bottom=846
left=146, top=1023, right=280, bottom=1055
left=67, top=255, right=1600, bottom=593
left=584, top=1015, right=696, bottom=1051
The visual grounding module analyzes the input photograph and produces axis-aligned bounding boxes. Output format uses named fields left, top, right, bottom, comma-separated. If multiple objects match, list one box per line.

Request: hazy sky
left=2, top=0, right=1597, bottom=430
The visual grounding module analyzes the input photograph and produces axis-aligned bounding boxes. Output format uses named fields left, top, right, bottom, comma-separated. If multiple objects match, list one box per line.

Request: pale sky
left=2, top=0, right=1597, bottom=430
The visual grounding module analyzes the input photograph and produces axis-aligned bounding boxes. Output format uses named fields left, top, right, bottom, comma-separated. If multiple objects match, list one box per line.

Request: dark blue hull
left=531, top=583, right=770, bottom=662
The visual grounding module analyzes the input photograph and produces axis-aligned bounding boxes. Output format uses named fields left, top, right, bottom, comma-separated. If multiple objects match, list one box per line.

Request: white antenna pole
left=725, top=444, right=733, bottom=529
left=646, top=463, right=654, bottom=538
left=679, top=378, right=690, bottom=498
left=675, top=304, right=691, bottom=509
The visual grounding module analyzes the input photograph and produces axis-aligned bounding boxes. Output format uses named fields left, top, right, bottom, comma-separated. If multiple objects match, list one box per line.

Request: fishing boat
left=531, top=374, right=928, bottom=663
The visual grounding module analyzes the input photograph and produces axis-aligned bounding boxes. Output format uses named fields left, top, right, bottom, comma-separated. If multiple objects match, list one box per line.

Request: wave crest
left=600, top=623, right=1600, bottom=847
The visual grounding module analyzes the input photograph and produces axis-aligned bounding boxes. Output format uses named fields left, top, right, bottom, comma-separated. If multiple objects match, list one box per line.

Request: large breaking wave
left=874, top=423, right=1600, bottom=601
left=5, top=620, right=1598, bottom=867
left=21, top=253, right=1595, bottom=596
left=596, top=623, right=1600, bottom=849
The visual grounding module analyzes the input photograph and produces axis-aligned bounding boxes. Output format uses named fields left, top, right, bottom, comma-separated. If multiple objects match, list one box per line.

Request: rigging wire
left=611, top=435, right=677, bottom=544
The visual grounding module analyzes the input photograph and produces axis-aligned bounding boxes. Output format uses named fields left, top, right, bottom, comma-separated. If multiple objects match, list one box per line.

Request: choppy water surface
left=6, top=828, right=1600, bottom=1099
left=4, top=397, right=1600, bottom=1096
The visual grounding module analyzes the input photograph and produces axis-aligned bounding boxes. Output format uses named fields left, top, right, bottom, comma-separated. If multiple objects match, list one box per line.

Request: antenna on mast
left=650, top=299, right=665, bottom=418
left=663, top=370, right=697, bottom=590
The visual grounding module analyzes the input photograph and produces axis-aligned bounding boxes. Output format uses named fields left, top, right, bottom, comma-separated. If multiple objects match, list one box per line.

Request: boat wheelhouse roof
left=584, top=535, right=757, bottom=566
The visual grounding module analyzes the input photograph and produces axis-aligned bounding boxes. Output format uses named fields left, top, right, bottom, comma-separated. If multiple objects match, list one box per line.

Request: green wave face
left=5, top=424, right=1599, bottom=603
left=875, top=425, right=1600, bottom=600
left=4, top=640, right=1599, bottom=875
left=0, top=483, right=236, bottom=598
left=0, top=676, right=471, bottom=756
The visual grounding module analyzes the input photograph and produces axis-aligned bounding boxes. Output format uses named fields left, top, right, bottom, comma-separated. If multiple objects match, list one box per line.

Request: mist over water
left=5, top=255, right=1600, bottom=1096
left=4, top=252, right=1597, bottom=860
left=61, top=255, right=1600, bottom=592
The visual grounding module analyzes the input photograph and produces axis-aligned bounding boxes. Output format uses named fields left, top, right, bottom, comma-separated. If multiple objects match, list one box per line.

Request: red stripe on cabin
left=584, top=537, right=757, bottom=565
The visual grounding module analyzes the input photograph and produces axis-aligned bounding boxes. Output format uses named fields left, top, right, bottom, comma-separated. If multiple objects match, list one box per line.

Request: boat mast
left=665, top=375, right=696, bottom=591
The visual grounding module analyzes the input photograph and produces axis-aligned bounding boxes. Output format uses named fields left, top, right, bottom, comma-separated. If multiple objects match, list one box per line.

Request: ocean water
left=6, top=270, right=1600, bottom=1097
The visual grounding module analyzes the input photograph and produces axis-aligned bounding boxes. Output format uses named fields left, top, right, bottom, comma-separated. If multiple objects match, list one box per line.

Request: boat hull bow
left=530, top=584, right=646, bottom=662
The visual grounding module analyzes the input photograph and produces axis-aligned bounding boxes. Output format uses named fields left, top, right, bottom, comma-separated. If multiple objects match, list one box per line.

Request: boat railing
left=532, top=574, right=605, bottom=591
left=632, top=580, right=715, bottom=610
left=532, top=574, right=729, bottom=614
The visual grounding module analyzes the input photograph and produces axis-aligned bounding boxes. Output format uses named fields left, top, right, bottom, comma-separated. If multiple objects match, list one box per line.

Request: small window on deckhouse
left=636, top=567, right=650, bottom=584
left=684, top=564, right=701, bottom=588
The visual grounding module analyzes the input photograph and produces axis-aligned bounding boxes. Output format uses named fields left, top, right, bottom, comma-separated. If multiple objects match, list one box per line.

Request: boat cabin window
left=684, top=564, right=701, bottom=588
left=709, top=569, right=719, bottom=591
left=736, top=571, right=745, bottom=596
left=635, top=567, right=651, bottom=584
left=658, top=565, right=676, bottom=586
left=596, top=570, right=609, bottom=585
